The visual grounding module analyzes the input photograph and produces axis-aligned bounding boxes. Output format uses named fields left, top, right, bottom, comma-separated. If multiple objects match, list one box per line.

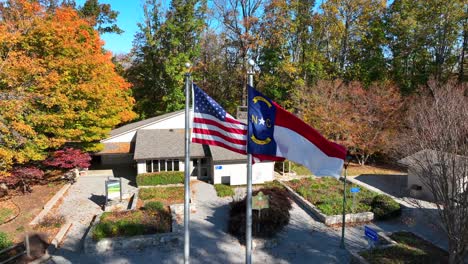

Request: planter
left=279, top=181, right=374, bottom=226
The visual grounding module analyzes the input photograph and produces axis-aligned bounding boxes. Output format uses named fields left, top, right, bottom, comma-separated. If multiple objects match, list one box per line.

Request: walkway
left=49, top=170, right=137, bottom=261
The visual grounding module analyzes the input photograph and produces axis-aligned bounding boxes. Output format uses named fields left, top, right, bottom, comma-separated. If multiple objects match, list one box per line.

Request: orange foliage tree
left=302, top=80, right=403, bottom=165
left=0, top=0, right=135, bottom=175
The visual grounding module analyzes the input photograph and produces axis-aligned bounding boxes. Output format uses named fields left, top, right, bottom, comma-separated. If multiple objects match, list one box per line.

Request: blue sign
left=350, top=187, right=360, bottom=193
left=364, top=226, right=379, bottom=242
left=215, top=165, right=223, bottom=170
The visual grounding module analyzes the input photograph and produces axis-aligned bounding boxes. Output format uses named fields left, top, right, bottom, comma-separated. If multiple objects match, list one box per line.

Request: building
left=97, top=110, right=275, bottom=185
left=399, top=149, right=468, bottom=201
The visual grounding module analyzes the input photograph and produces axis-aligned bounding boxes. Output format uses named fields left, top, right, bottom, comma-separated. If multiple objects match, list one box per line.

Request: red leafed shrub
left=3, top=167, right=45, bottom=193
left=43, top=148, right=91, bottom=169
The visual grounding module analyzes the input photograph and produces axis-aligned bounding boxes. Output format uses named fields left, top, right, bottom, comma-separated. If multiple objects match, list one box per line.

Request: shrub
left=144, top=201, right=164, bottom=211
left=228, top=187, right=292, bottom=239
left=3, top=167, right=45, bottom=193
left=0, top=232, right=12, bottom=250
left=39, top=215, right=66, bottom=228
left=43, top=148, right=91, bottom=169
left=136, top=171, right=184, bottom=186
left=214, top=184, right=234, bottom=197
left=371, top=194, right=401, bottom=220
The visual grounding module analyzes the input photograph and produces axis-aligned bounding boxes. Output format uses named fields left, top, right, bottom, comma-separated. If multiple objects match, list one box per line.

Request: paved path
left=52, top=170, right=137, bottom=254
left=47, top=181, right=352, bottom=263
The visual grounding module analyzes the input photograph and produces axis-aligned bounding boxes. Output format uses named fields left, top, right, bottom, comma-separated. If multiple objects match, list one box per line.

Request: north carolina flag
left=247, top=85, right=347, bottom=178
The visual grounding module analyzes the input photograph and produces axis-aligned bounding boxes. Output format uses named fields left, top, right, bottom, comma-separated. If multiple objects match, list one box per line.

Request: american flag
left=192, top=84, right=248, bottom=154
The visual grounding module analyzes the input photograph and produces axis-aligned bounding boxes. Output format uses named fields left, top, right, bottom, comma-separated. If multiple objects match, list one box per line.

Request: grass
left=0, top=208, right=13, bottom=224
left=92, top=209, right=171, bottom=241
left=38, top=215, right=65, bottom=228
left=139, top=186, right=184, bottom=205
left=214, top=184, right=235, bottom=197
left=360, top=232, right=448, bottom=264
left=0, top=232, right=12, bottom=250
left=136, top=171, right=184, bottom=186
left=285, top=177, right=377, bottom=215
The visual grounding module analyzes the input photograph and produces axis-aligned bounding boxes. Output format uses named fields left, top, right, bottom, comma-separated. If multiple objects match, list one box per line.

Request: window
left=146, top=160, right=152, bottom=173
left=152, top=160, right=159, bottom=172
left=146, top=159, right=180, bottom=173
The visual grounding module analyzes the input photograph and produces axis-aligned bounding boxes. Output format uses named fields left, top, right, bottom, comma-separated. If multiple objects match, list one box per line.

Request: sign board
left=350, top=187, right=360, bottom=193
left=364, top=226, right=379, bottom=242
left=252, top=191, right=269, bottom=210
left=236, top=106, right=248, bottom=120
left=106, top=178, right=121, bottom=202
left=215, top=165, right=223, bottom=170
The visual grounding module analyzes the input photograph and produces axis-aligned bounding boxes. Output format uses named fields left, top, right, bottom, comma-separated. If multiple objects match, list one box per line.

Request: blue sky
left=76, top=0, right=146, bottom=55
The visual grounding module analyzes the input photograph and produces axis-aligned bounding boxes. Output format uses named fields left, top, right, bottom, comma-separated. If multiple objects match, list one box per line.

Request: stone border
left=279, top=181, right=374, bottom=226
left=29, top=183, right=72, bottom=226
left=84, top=203, right=187, bottom=254
left=129, top=189, right=139, bottom=210
left=48, top=221, right=73, bottom=251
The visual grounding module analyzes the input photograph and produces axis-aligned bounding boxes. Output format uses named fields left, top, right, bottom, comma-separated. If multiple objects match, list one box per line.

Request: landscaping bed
left=285, top=177, right=376, bottom=215
left=137, top=186, right=185, bottom=207
left=282, top=177, right=401, bottom=225
left=359, top=232, right=448, bottom=264
left=92, top=208, right=172, bottom=241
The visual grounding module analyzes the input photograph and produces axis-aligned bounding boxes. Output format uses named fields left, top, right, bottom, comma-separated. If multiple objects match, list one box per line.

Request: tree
left=402, top=79, right=468, bottom=263
left=43, top=148, right=91, bottom=169
left=4, top=167, right=45, bottom=193
left=78, top=0, right=123, bottom=34
left=0, top=0, right=135, bottom=175
left=127, top=0, right=206, bottom=117
left=301, top=80, right=403, bottom=165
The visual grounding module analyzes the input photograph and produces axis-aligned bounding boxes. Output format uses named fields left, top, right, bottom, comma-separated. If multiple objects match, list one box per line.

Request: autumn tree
left=78, top=0, right=123, bottom=34
left=302, top=80, right=403, bottom=165
left=0, top=0, right=135, bottom=175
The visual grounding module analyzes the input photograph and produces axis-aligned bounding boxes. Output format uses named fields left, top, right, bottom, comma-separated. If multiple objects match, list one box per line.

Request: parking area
left=353, top=174, right=408, bottom=197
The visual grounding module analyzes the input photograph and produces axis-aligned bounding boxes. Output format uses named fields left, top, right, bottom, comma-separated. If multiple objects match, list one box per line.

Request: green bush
left=136, top=171, right=184, bottom=186
left=371, top=194, right=401, bottom=220
left=214, top=184, right=234, bottom=197
left=144, top=201, right=164, bottom=211
left=228, top=187, right=292, bottom=239
left=0, top=232, right=12, bottom=250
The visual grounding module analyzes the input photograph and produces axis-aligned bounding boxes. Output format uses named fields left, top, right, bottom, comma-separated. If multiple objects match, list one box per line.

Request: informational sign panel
left=365, top=226, right=379, bottom=242
left=106, top=178, right=122, bottom=202
left=252, top=191, right=269, bottom=210
left=350, top=187, right=360, bottom=193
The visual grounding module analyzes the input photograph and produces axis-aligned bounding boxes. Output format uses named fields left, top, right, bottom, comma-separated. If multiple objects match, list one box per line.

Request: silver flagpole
left=184, top=62, right=191, bottom=263
left=246, top=59, right=255, bottom=264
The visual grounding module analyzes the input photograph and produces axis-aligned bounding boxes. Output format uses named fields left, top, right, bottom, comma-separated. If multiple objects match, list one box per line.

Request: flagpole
left=340, top=155, right=350, bottom=249
left=184, top=62, right=191, bottom=263
left=246, top=59, right=255, bottom=264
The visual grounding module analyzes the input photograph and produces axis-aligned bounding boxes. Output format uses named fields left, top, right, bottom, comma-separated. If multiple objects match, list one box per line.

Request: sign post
left=105, top=178, right=122, bottom=204
left=350, top=187, right=360, bottom=213
left=364, top=226, right=379, bottom=248
left=252, top=192, right=269, bottom=234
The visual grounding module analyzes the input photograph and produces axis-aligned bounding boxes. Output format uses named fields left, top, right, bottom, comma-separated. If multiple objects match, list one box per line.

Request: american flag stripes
left=192, top=84, right=248, bottom=154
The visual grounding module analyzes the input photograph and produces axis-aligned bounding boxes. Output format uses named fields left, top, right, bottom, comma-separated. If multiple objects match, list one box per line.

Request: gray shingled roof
left=134, top=129, right=207, bottom=160
left=399, top=149, right=468, bottom=167
left=109, top=110, right=184, bottom=138
left=210, top=145, right=246, bottom=162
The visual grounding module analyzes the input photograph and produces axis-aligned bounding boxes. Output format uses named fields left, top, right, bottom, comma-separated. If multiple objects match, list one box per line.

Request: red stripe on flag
left=192, top=128, right=247, bottom=145
left=272, top=101, right=347, bottom=160
left=193, top=117, right=247, bottom=135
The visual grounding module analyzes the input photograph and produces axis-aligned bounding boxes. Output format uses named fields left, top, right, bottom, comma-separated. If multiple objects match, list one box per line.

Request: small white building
left=97, top=110, right=275, bottom=185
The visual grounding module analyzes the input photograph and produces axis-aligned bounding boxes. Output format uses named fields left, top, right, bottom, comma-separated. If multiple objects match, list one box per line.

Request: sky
left=75, top=0, right=146, bottom=55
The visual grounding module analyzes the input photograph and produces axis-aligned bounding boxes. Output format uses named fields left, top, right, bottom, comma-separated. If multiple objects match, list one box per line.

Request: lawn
left=0, top=208, right=14, bottom=224
left=285, top=177, right=377, bottom=215
left=139, top=186, right=184, bottom=206
left=360, top=232, right=448, bottom=264
left=214, top=184, right=235, bottom=197
left=92, top=208, right=171, bottom=241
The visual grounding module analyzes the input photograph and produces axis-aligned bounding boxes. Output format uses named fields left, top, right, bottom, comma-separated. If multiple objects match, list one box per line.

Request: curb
left=29, top=183, right=72, bottom=226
